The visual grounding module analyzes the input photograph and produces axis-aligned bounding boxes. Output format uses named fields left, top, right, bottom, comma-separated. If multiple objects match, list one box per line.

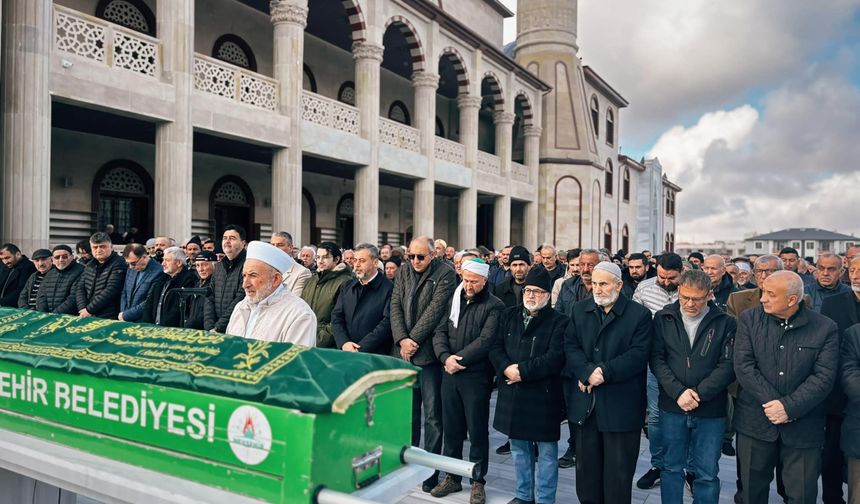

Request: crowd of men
left=1, top=228, right=859, bottom=504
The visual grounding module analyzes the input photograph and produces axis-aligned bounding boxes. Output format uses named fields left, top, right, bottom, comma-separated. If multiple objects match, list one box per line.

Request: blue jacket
left=120, top=258, right=162, bottom=321
left=807, top=280, right=851, bottom=313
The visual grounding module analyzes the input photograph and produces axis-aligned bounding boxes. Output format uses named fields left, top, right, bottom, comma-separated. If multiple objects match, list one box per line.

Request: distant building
left=745, top=228, right=859, bottom=257
left=676, top=240, right=746, bottom=259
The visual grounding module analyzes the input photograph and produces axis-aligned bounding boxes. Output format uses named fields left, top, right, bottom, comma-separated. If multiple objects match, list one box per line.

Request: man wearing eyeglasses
left=118, top=243, right=162, bottom=322
left=727, top=255, right=784, bottom=319
left=651, top=270, right=736, bottom=504
left=270, top=231, right=311, bottom=296
left=389, top=236, right=457, bottom=493
left=36, top=245, right=85, bottom=314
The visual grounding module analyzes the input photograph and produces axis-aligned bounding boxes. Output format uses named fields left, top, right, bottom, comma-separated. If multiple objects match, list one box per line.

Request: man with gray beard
left=36, top=245, right=84, bottom=314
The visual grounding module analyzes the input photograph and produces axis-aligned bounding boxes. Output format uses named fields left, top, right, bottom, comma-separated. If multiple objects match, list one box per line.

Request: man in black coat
left=17, top=249, right=53, bottom=309
left=734, top=271, right=839, bottom=504
left=332, top=243, right=393, bottom=355
left=36, top=245, right=84, bottom=314
left=491, top=267, right=567, bottom=504
left=186, top=250, right=217, bottom=329
left=651, top=269, right=737, bottom=503
left=75, top=232, right=127, bottom=319
left=140, top=247, right=197, bottom=327
left=494, top=245, right=531, bottom=309
left=389, top=236, right=457, bottom=492
left=702, top=254, right=740, bottom=312
left=564, top=261, right=652, bottom=504
left=819, top=253, right=860, bottom=504
left=430, top=258, right=503, bottom=504
left=621, top=252, right=650, bottom=299
left=841, top=323, right=860, bottom=504
left=204, top=225, right=246, bottom=332
left=0, top=243, right=37, bottom=307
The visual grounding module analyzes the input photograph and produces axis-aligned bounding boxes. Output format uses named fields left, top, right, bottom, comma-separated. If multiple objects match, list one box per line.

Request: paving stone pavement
left=396, top=389, right=841, bottom=504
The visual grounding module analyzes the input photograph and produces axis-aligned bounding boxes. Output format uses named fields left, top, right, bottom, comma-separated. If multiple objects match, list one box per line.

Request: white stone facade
left=1, top=0, right=678, bottom=254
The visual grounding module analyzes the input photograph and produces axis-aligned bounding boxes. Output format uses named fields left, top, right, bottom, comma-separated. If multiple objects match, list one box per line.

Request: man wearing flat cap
left=17, top=249, right=53, bottom=310
left=226, top=241, right=317, bottom=346
left=491, top=267, right=568, bottom=504
left=564, top=261, right=653, bottom=504
left=186, top=250, right=218, bottom=330
left=430, top=258, right=504, bottom=504
left=494, top=245, right=531, bottom=309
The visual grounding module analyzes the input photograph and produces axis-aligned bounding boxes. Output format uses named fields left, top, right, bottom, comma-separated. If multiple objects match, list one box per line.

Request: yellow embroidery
left=234, top=340, right=271, bottom=370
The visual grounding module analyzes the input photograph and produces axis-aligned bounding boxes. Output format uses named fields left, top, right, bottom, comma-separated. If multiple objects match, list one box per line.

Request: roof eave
left=583, top=65, right=629, bottom=108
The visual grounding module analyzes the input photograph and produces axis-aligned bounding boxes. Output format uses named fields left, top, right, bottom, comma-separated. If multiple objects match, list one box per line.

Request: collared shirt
left=632, top=276, right=679, bottom=317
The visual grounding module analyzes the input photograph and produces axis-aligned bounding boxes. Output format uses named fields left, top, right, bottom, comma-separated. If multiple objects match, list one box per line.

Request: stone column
left=492, top=111, right=515, bottom=249
left=457, top=94, right=481, bottom=249
left=270, top=0, right=307, bottom=244
left=1, top=0, right=51, bottom=251
left=353, top=42, right=384, bottom=245
left=154, top=0, right=194, bottom=241
left=523, top=125, right=542, bottom=249
left=412, top=71, right=439, bottom=239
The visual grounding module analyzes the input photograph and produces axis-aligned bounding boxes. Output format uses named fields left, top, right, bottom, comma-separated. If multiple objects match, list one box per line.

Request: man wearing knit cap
left=491, top=266, right=568, bottom=504
left=564, top=261, right=653, bottom=504
left=494, top=245, right=531, bottom=309
left=226, top=241, right=316, bottom=346
left=185, top=235, right=202, bottom=263
left=36, top=245, right=85, bottom=314
left=430, top=258, right=504, bottom=504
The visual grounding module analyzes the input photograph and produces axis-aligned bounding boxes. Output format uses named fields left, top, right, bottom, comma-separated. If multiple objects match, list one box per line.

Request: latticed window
left=214, top=181, right=249, bottom=205
left=212, top=35, right=256, bottom=71
left=97, top=0, right=155, bottom=36
left=388, top=101, right=411, bottom=125
left=338, top=82, right=356, bottom=106
left=100, top=167, right=146, bottom=194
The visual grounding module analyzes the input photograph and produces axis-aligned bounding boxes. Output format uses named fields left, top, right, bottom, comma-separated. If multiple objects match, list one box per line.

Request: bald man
left=734, top=271, right=839, bottom=504
left=702, top=255, right=739, bottom=312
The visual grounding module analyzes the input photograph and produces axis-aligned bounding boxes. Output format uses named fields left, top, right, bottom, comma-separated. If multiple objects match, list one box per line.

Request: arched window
left=590, top=95, right=600, bottom=138
left=622, top=225, right=629, bottom=253
left=338, top=81, right=356, bottom=106
left=212, top=34, right=256, bottom=71
left=435, top=117, right=445, bottom=137
left=209, top=176, right=255, bottom=242
left=605, top=160, right=614, bottom=197
left=388, top=101, right=411, bottom=125
left=92, top=159, right=153, bottom=240
left=604, top=221, right=613, bottom=251
left=623, top=168, right=631, bottom=202
left=665, top=191, right=676, bottom=216
left=303, top=64, right=317, bottom=93
left=606, top=108, right=615, bottom=145
left=665, top=233, right=671, bottom=252
left=96, top=0, right=156, bottom=36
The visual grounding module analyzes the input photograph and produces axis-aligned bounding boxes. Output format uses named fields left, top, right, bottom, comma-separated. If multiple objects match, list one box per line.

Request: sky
left=500, top=0, right=860, bottom=243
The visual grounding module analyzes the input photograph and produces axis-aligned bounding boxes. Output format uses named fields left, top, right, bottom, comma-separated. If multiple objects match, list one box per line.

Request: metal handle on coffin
left=314, top=488, right=379, bottom=504
left=401, top=446, right=477, bottom=480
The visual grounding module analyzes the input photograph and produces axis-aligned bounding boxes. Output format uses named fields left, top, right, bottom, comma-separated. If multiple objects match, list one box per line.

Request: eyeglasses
left=52, top=254, right=71, bottom=260
left=679, top=294, right=708, bottom=304
left=407, top=254, right=427, bottom=262
left=754, top=268, right=778, bottom=275
left=523, top=288, right=547, bottom=297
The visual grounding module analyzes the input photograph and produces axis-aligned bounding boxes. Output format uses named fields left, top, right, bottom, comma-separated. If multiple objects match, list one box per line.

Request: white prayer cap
left=736, top=262, right=751, bottom=272
left=461, top=258, right=490, bottom=277
left=246, top=240, right=294, bottom=275
left=593, top=261, right=622, bottom=280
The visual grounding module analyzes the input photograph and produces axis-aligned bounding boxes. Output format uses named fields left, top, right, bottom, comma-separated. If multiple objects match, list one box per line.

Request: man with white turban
left=429, top=258, right=505, bottom=504
left=226, top=241, right=317, bottom=346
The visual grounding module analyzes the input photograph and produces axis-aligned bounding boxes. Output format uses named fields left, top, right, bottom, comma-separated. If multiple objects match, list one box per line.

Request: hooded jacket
left=651, top=300, right=736, bottom=417
left=301, top=263, right=353, bottom=347
left=36, top=262, right=84, bottom=314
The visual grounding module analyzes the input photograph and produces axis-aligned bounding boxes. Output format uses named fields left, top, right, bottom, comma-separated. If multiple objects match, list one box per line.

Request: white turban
left=449, top=259, right=490, bottom=328
left=246, top=241, right=294, bottom=275
left=736, top=262, right=751, bottom=272
left=593, top=261, right=622, bottom=280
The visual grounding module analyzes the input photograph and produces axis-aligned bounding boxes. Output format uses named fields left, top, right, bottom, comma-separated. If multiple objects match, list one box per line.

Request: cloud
left=575, top=0, right=860, bottom=144
left=648, top=72, right=860, bottom=241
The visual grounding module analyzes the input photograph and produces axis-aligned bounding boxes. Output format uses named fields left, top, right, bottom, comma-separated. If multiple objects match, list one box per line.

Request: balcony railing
left=193, top=54, right=277, bottom=111
left=434, top=137, right=465, bottom=166
left=54, top=5, right=160, bottom=78
left=511, top=161, right=529, bottom=183
left=477, top=151, right=502, bottom=176
left=379, top=118, right=421, bottom=153
left=301, top=90, right=360, bottom=135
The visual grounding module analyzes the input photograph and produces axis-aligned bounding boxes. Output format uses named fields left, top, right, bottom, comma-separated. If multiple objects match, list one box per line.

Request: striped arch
left=481, top=71, right=505, bottom=109
left=341, top=0, right=367, bottom=43
left=439, top=46, right=470, bottom=95
left=384, top=15, right=425, bottom=73
left=514, top=90, right=534, bottom=126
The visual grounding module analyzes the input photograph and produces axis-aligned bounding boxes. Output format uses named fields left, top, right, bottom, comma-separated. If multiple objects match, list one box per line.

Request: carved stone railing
left=193, top=54, right=277, bottom=111
left=54, top=5, right=160, bottom=78
left=301, top=90, right=360, bottom=135
left=434, top=137, right=466, bottom=165
left=511, top=161, right=529, bottom=183
left=477, top=151, right=502, bottom=176
left=379, top=118, right=421, bottom=153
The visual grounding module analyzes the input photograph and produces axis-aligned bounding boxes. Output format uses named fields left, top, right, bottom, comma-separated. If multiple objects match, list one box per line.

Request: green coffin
left=0, top=308, right=419, bottom=503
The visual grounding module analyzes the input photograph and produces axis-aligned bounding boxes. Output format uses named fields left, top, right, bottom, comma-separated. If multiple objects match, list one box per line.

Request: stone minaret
left=514, top=0, right=600, bottom=247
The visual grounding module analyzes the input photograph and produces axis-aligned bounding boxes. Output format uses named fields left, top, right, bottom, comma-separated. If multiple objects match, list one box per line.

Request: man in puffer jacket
left=36, top=245, right=84, bottom=314
left=651, top=269, right=736, bottom=504
left=205, top=225, right=246, bottom=332
left=75, top=232, right=127, bottom=319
